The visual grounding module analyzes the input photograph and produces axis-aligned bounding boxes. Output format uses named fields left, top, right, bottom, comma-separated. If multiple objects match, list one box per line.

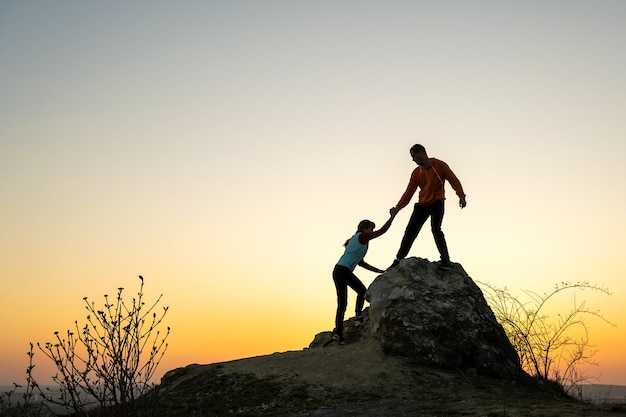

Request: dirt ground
left=159, top=340, right=626, bottom=417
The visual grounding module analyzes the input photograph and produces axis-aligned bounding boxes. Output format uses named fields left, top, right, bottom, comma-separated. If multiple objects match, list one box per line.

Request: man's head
left=409, top=144, right=429, bottom=166
left=410, top=144, right=426, bottom=155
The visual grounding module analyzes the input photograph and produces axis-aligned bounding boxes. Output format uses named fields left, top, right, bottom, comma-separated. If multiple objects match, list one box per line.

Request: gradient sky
left=1, top=1, right=625, bottom=386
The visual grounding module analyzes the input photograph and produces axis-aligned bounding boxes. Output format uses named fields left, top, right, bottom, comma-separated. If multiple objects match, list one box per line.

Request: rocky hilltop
left=311, top=257, right=520, bottom=380
left=152, top=258, right=621, bottom=416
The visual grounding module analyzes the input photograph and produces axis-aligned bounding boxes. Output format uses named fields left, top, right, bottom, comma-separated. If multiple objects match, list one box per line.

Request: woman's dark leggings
left=396, top=200, right=449, bottom=262
left=332, top=264, right=366, bottom=337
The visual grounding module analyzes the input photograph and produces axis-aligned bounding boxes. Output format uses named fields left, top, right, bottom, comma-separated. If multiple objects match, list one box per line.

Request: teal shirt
left=336, top=232, right=368, bottom=271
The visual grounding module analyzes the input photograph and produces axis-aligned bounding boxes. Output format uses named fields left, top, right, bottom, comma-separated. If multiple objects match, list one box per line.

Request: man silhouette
left=389, top=144, right=466, bottom=269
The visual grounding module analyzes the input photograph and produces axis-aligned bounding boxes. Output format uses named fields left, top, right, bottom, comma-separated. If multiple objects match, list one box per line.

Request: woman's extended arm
left=359, top=211, right=397, bottom=243
left=357, top=259, right=385, bottom=274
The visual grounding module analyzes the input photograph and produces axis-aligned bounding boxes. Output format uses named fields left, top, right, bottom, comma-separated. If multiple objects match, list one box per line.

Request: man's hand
left=459, top=197, right=467, bottom=209
left=390, top=207, right=399, bottom=216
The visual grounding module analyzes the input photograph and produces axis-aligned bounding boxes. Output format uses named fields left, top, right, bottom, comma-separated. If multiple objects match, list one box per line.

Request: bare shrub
left=32, top=275, right=170, bottom=416
left=479, top=281, right=615, bottom=393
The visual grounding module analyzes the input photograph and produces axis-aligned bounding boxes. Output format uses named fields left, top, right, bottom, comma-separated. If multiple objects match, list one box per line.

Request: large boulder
left=365, top=257, right=520, bottom=379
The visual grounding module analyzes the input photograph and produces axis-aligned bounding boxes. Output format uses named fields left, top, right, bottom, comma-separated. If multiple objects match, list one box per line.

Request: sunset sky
left=1, top=1, right=625, bottom=386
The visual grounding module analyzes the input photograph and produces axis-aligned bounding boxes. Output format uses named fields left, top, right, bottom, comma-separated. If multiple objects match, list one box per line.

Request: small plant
left=34, top=275, right=170, bottom=416
left=479, top=280, right=615, bottom=393
left=0, top=344, right=49, bottom=417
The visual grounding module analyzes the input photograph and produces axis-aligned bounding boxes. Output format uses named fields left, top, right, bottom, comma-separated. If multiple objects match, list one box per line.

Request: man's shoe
left=331, top=334, right=346, bottom=345
left=438, top=259, right=452, bottom=269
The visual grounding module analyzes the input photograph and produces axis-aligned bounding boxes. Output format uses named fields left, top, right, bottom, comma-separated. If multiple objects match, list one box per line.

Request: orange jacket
left=396, top=158, right=465, bottom=209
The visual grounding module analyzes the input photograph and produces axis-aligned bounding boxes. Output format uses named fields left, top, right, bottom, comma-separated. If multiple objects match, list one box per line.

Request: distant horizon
left=3, top=381, right=626, bottom=406
left=4, top=381, right=626, bottom=390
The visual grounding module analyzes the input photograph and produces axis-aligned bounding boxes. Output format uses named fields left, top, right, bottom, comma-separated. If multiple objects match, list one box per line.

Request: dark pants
left=332, top=264, right=366, bottom=337
left=396, top=200, right=450, bottom=262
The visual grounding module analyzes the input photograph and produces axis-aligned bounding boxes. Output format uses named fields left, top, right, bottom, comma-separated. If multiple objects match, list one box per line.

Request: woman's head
left=343, top=219, right=375, bottom=246
left=357, top=219, right=375, bottom=232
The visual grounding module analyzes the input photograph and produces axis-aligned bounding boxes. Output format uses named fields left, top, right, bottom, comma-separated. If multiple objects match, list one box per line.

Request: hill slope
left=152, top=259, right=625, bottom=416
left=153, top=340, right=625, bottom=416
